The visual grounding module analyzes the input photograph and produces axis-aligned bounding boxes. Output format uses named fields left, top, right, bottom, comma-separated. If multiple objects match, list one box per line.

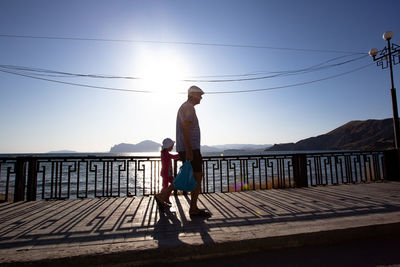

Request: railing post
left=293, top=154, right=308, bottom=187
left=26, top=158, right=38, bottom=201
left=13, top=157, right=27, bottom=202
left=383, top=149, right=400, bottom=181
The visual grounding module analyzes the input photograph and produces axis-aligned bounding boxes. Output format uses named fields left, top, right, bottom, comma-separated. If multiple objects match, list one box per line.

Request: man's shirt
left=176, top=101, right=201, bottom=152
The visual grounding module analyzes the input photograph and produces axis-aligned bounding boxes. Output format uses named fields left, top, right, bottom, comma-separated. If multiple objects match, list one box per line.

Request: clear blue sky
left=0, top=0, right=399, bottom=153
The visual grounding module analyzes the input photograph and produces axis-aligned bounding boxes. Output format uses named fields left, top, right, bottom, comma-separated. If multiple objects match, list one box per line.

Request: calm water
left=0, top=149, right=333, bottom=158
left=0, top=150, right=383, bottom=200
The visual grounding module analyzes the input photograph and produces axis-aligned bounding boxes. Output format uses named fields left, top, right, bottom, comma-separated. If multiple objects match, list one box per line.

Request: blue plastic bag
left=173, top=161, right=197, bottom=191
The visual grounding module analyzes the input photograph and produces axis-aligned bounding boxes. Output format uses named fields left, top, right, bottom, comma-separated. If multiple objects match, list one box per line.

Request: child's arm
left=166, top=151, right=180, bottom=160
left=171, top=153, right=180, bottom=160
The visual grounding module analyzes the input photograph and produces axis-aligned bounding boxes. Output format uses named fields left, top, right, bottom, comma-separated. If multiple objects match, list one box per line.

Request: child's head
left=162, top=138, right=175, bottom=151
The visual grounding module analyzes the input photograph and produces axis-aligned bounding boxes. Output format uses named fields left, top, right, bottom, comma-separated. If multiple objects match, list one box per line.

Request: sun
left=126, top=48, right=192, bottom=141
left=134, top=48, right=191, bottom=97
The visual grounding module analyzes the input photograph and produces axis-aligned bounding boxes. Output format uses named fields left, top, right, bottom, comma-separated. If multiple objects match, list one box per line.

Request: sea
left=0, top=150, right=310, bottom=158
left=0, top=150, right=380, bottom=200
left=0, top=148, right=335, bottom=158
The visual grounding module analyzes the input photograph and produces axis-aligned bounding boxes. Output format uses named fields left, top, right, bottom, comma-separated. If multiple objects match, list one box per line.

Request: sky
left=0, top=0, right=400, bottom=153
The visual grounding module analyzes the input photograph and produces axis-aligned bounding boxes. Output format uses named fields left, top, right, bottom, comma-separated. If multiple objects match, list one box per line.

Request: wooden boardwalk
left=1, top=182, right=400, bottom=266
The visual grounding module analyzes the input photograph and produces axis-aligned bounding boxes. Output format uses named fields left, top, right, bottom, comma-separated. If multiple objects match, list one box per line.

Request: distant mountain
left=48, top=150, right=78, bottom=153
left=267, top=118, right=396, bottom=151
left=110, top=140, right=161, bottom=153
left=109, top=141, right=271, bottom=153
left=200, top=144, right=271, bottom=153
left=213, top=144, right=272, bottom=151
left=200, top=145, right=223, bottom=153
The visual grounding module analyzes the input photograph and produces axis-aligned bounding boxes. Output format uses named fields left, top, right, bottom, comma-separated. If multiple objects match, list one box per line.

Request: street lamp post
left=370, top=31, right=400, bottom=149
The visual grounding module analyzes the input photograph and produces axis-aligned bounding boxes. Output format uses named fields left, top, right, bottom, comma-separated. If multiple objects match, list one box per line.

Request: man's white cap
left=188, top=85, right=204, bottom=95
left=162, top=138, right=175, bottom=149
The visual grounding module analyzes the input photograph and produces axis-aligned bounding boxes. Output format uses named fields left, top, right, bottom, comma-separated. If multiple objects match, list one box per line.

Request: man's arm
left=182, top=120, right=193, bottom=161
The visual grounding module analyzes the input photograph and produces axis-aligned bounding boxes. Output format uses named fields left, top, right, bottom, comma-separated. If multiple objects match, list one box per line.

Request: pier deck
left=1, top=182, right=400, bottom=266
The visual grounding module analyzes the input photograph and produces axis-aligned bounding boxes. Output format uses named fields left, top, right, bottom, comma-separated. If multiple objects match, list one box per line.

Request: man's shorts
left=178, top=149, right=203, bottom=173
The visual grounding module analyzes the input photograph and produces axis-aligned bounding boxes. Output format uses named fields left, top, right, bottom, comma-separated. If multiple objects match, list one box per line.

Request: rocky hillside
left=267, top=118, right=396, bottom=151
left=110, top=140, right=161, bottom=153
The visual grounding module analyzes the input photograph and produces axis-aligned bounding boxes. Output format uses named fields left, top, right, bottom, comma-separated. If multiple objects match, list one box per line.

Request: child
left=159, top=138, right=180, bottom=205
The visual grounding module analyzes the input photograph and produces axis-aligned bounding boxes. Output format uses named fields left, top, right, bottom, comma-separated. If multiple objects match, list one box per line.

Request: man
left=156, top=85, right=210, bottom=217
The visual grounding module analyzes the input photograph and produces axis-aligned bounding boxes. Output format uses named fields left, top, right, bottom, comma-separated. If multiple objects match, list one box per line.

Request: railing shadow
left=0, top=184, right=399, bottom=251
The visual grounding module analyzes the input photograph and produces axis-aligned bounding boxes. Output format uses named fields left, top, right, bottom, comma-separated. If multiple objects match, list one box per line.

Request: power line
left=0, top=62, right=374, bottom=95
left=0, top=34, right=366, bottom=54
left=0, top=65, right=140, bottom=79
left=0, top=69, right=155, bottom=94
left=183, top=55, right=369, bottom=82
left=0, top=54, right=368, bottom=84
left=205, top=63, right=374, bottom=94
left=187, top=54, right=358, bottom=78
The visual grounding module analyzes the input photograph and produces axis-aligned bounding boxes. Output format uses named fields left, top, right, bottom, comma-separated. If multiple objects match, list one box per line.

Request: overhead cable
left=0, top=62, right=374, bottom=94
left=205, top=63, right=373, bottom=94
left=0, top=54, right=368, bottom=83
left=0, top=34, right=366, bottom=54
left=186, top=54, right=363, bottom=78
left=0, top=69, right=154, bottom=94
left=183, top=55, right=369, bottom=82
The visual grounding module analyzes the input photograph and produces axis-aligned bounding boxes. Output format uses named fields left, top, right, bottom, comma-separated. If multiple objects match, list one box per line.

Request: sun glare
left=135, top=48, right=190, bottom=97
left=127, top=48, right=192, bottom=139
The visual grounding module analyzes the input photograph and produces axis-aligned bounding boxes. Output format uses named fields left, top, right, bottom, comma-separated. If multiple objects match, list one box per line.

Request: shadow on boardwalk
left=1, top=182, right=400, bottom=265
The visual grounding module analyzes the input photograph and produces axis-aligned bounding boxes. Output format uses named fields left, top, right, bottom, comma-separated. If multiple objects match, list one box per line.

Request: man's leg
left=189, top=172, right=202, bottom=213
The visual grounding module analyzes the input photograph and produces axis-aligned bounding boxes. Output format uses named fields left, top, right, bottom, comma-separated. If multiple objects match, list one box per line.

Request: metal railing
left=306, top=151, right=384, bottom=185
left=0, top=151, right=387, bottom=202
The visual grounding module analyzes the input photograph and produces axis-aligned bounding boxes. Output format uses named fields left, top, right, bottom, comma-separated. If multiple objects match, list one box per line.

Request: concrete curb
left=4, top=221, right=400, bottom=266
